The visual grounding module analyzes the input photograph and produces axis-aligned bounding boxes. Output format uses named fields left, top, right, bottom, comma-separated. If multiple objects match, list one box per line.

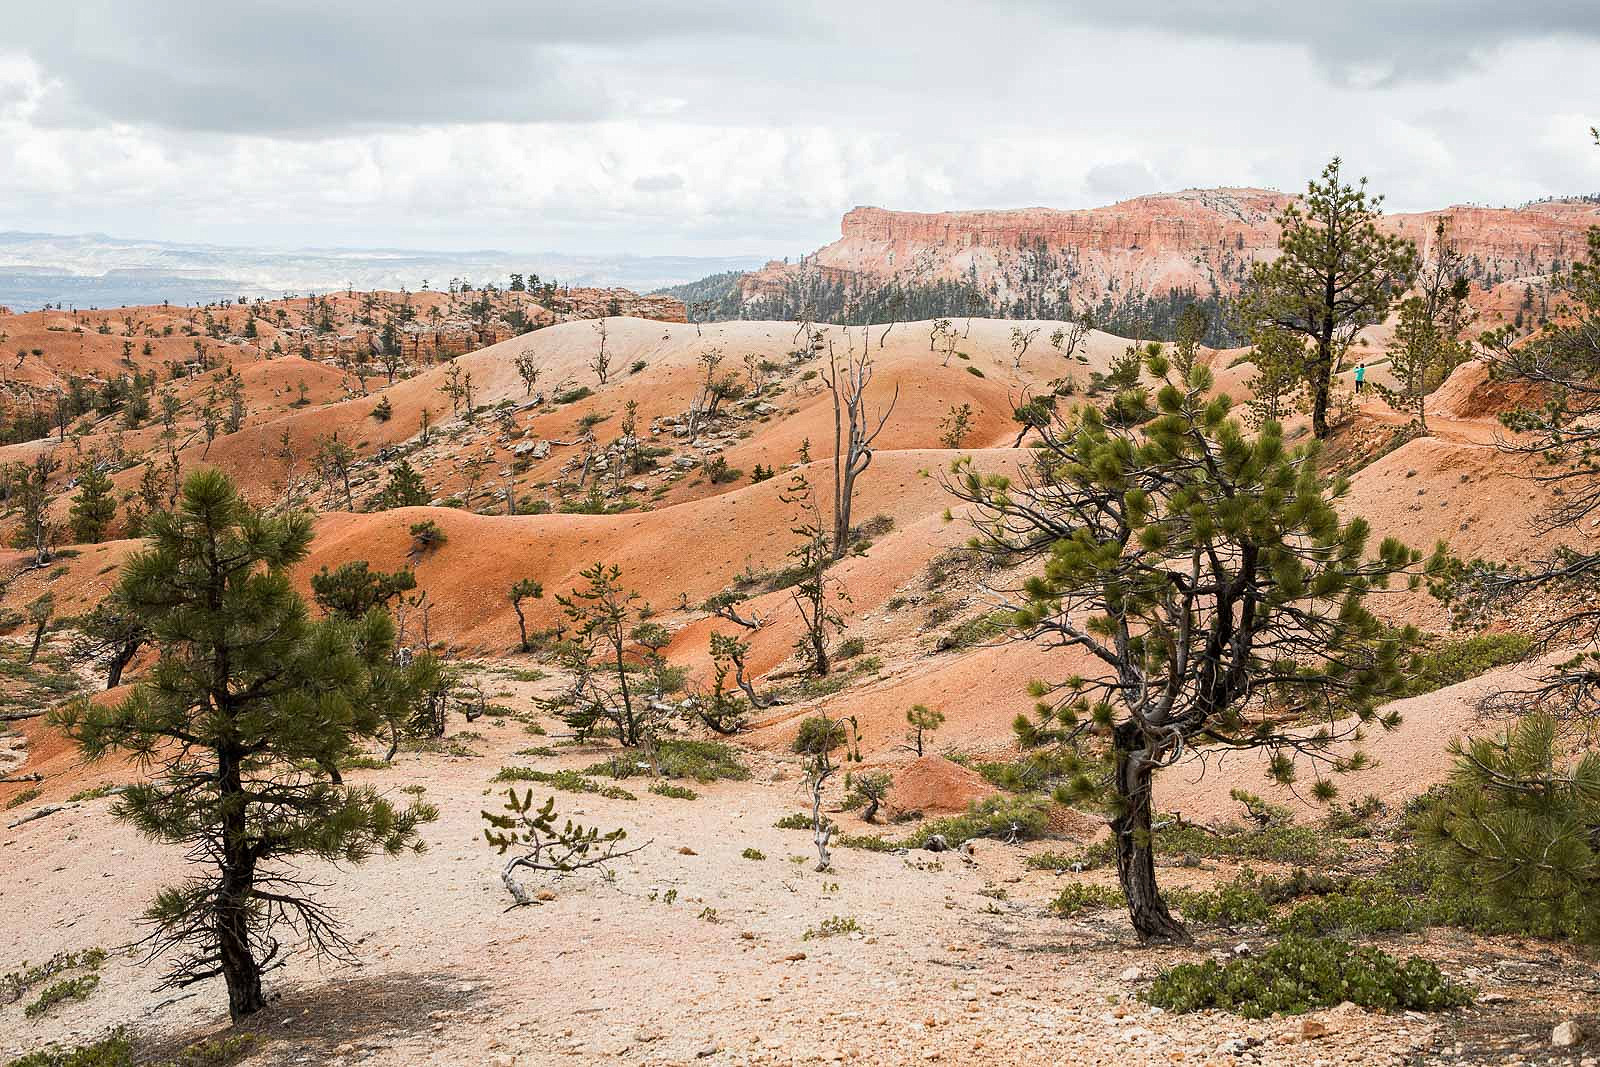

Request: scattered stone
left=1118, top=967, right=1143, bottom=982
left=1554, top=1021, right=1585, bottom=1047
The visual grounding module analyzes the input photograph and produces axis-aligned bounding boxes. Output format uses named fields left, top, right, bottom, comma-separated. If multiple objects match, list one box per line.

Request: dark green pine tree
left=1420, top=714, right=1600, bottom=941
left=51, top=469, right=436, bottom=1021
left=949, top=347, right=1428, bottom=942
left=374, top=459, right=429, bottom=509
left=69, top=459, right=118, bottom=543
left=310, top=560, right=417, bottom=619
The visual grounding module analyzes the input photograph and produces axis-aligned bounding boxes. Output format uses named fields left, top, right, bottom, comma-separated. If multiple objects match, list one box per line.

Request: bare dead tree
left=820, top=330, right=897, bottom=561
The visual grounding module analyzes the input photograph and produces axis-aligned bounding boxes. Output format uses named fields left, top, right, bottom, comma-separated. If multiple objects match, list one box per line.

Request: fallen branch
left=7, top=804, right=62, bottom=829
left=0, top=772, right=43, bottom=784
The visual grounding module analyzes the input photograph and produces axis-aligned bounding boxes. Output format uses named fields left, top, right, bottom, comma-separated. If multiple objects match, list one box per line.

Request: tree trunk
left=1111, top=724, right=1191, bottom=944
left=217, top=744, right=265, bottom=1021
left=106, top=641, right=139, bottom=689
left=218, top=873, right=264, bottom=1021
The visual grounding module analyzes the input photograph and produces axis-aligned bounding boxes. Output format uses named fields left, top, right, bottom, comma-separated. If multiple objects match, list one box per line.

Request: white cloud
left=1, top=5, right=1598, bottom=256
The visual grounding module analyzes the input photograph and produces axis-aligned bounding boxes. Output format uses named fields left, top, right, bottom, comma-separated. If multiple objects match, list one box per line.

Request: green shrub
left=942, top=608, right=1014, bottom=650
left=900, top=795, right=1051, bottom=848
left=4, top=786, right=41, bottom=809
left=657, top=739, right=750, bottom=782
left=408, top=519, right=447, bottom=551
left=775, top=811, right=832, bottom=831
left=1049, top=882, right=1124, bottom=916
left=584, top=740, right=749, bottom=783
left=491, top=767, right=635, bottom=801
left=1143, top=935, right=1473, bottom=1018
left=835, top=636, right=866, bottom=659
left=792, top=716, right=848, bottom=755
left=2, top=947, right=107, bottom=1006
left=7, top=1030, right=134, bottom=1067
left=1077, top=811, right=1345, bottom=869
left=834, top=833, right=896, bottom=852
left=1025, top=849, right=1080, bottom=872
left=24, top=974, right=100, bottom=1018
left=649, top=781, right=697, bottom=800
left=65, top=784, right=119, bottom=803
left=802, top=915, right=860, bottom=940
left=1403, top=633, right=1533, bottom=696
left=741, top=847, right=766, bottom=861
left=554, top=386, right=593, bottom=404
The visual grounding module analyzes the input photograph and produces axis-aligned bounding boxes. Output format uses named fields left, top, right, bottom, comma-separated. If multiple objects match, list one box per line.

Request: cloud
left=1024, top=0, right=1600, bottom=85
left=8, top=0, right=819, bottom=135
left=1084, top=160, right=1162, bottom=202
left=0, top=3, right=1597, bottom=256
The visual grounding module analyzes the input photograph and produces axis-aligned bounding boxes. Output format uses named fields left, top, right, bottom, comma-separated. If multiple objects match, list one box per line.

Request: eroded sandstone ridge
left=740, top=189, right=1600, bottom=314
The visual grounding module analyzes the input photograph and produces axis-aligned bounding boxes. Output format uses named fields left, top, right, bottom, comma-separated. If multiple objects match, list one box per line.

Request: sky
left=2, top=0, right=1599, bottom=259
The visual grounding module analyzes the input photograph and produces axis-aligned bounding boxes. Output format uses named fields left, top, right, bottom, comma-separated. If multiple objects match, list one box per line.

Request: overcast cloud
left=1, top=1, right=1597, bottom=257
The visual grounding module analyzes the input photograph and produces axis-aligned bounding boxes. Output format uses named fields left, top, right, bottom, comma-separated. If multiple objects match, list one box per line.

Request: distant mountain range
left=0, top=230, right=766, bottom=311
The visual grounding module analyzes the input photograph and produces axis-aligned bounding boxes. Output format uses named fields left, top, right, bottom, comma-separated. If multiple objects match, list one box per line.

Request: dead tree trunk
left=822, top=335, right=897, bottom=562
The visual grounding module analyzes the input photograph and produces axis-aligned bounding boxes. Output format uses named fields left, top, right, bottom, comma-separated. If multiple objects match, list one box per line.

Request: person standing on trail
left=1354, top=362, right=1367, bottom=394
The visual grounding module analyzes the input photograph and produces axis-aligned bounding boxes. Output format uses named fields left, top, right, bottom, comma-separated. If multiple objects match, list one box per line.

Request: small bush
left=1143, top=935, right=1473, bottom=1018
left=555, top=386, right=593, bottom=404
left=4, top=787, right=41, bottom=809
left=1403, top=633, right=1534, bottom=696
left=650, top=781, right=697, bottom=800
left=901, top=795, right=1051, bottom=848
left=7, top=1030, right=134, bottom=1067
left=942, top=608, right=1014, bottom=650
left=835, top=636, right=866, bottom=660
left=1025, top=849, right=1080, bottom=872
left=409, top=519, right=447, bottom=552
left=491, top=767, right=635, bottom=801
left=802, top=915, right=860, bottom=940
left=657, top=739, right=750, bottom=782
left=834, top=833, right=897, bottom=852
left=791, top=716, right=848, bottom=755
left=65, top=784, right=119, bottom=803
left=741, top=847, right=766, bottom=861
left=24, top=974, right=101, bottom=1018
left=1049, top=882, right=1125, bottom=916
left=776, top=812, right=832, bottom=831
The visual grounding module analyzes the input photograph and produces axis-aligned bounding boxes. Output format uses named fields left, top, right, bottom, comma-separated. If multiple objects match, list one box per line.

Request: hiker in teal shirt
left=1355, top=362, right=1367, bottom=394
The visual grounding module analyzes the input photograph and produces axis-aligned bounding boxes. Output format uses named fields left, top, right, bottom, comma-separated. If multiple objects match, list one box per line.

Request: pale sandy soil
left=4, top=669, right=1597, bottom=1067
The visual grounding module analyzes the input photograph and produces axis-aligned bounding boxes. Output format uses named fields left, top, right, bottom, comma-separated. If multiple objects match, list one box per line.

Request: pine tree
left=50, top=470, right=436, bottom=1021
left=1238, top=158, right=1418, bottom=438
left=509, top=578, right=544, bottom=652
left=6, top=453, right=57, bottom=564
left=552, top=563, right=665, bottom=746
left=310, top=560, right=417, bottom=619
left=69, top=459, right=118, bottom=543
left=375, top=460, right=428, bottom=509
left=1243, top=327, right=1308, bottom=429
left=1421, top=714, right=1599, bottom=940
left=949, top=347, right=1427, bottom=942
